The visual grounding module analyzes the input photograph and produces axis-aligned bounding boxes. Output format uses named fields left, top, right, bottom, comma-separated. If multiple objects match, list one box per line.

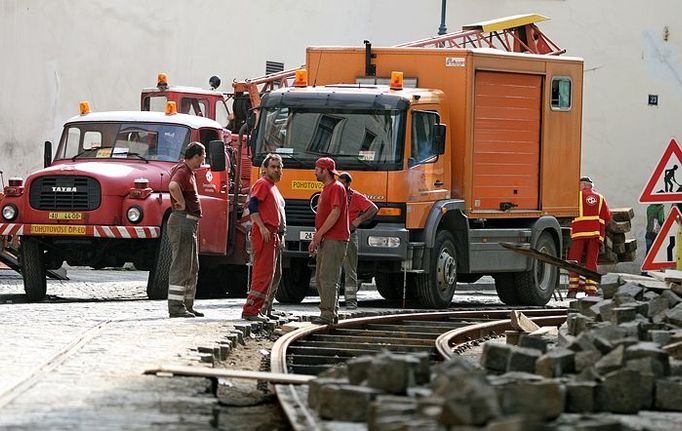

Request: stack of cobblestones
left=306, top=274, right=682, bottom=429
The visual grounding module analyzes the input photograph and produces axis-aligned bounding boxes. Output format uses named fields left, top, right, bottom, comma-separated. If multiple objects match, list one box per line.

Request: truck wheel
left=375, top=273, right=403, bottom=300
left=21, top=237, right=47, bottom=302
left=414, top=230, right=457, bottom=308
left=514, top=232, right=558, bottom=305
left=146, top=222, right=171, bottom=300
left=493, top=273, right=521, bottom=305
left=276, top=259, right=310, bottom=304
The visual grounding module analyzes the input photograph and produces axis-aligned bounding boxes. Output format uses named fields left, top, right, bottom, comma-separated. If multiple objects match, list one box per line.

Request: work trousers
left=567, top=237, right=601, bottom=293
left=243, top=226, right=279, bottom=316
left=315, top=239, right=348, bottom=322
left=167, top=212, right=199, bottom=313
left=263, top=234, right=284, bottom=315
left=341, top=231, right=359, bottom=303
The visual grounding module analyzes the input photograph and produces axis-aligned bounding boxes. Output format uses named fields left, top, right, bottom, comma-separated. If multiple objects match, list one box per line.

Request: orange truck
left=249, top=15, right=583, bottom=308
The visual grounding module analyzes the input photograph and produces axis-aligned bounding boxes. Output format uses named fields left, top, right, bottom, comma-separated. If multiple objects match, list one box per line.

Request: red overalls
left=567, top=187, right=611, bottom=295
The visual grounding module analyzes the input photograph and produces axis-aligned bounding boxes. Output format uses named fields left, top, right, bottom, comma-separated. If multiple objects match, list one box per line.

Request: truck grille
left=285, top=199, right=315, bottom=226
left=29, top=176, right=101, bottom=211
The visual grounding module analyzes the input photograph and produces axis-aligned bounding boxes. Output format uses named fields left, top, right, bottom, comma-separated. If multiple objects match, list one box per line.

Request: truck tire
left=514, top=232, right=558, bottom=305
left=275, top=258, right=310, bottom=304
left=146, top=222, right=171, bottom=300
left=375, top=273, right=403, bottom=300
left=493, top=273, right=522, bottom=305
left=21, top=236, right=47, bottom=302
left=414, top=230, right=457, bottom=308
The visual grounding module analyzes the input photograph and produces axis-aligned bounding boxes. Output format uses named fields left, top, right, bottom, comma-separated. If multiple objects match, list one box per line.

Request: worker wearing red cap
left=567, top=176, right=611, bottom=298
left=309, top=157, right=349, bottom=325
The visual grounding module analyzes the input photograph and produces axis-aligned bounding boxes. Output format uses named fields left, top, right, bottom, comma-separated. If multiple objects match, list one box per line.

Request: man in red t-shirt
left=242, top=154, right=284, bottom=321
left=308, top=157, right=349, bottom=325
left=338, top=172, right=378, bottom=309
left=167, top=142, right=205, bottom=318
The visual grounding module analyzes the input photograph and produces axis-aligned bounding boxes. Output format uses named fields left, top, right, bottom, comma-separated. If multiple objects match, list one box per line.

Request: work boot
left=242, top=313, right=269, bottom=322
left=188, top=309, right=204, bottom=317
left=585, top=290, right=601, bottom=297
left=169, top=310, right=195, bottom=318
left=346, top=301, right=358, bottom=310
left=310, top=316, right=334, bottom=325
left=566, top=289, right=579, bottom=299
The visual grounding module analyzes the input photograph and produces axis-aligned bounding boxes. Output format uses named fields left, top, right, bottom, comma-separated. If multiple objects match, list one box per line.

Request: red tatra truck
left=0, top=102, right=248, bottom=301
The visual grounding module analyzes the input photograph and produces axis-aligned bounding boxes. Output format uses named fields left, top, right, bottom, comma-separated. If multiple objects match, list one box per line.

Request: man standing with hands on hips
left=309, top=157, right=349, bottom=325
left=167, top=142, right=205, bottom=318
left=338, top=172, right=378, bottom=309
left=242, top=154, right=285, bottom=322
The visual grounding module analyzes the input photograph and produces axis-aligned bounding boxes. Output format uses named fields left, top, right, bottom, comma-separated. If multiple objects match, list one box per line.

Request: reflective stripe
left=571, top=231, right=601, bottom=239
left=574, top=215, right=601, bottom=221
left=168, top=294, right=185, bottom=301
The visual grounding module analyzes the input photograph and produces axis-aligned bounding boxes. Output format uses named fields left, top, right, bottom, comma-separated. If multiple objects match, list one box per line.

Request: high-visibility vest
left=570, top=189, right=611, bottom=241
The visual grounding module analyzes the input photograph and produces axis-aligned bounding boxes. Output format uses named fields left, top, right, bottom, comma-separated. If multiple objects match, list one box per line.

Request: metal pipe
left=438, top=0, right=447, bottom=35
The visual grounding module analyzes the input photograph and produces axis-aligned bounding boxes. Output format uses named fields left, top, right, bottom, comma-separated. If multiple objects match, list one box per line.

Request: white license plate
left=299, top=231, right=315, bottom=241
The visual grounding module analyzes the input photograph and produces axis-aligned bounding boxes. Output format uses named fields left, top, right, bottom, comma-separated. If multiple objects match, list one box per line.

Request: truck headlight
left=2, top=204, right=17, bottom=221
left=367, top=236, right=400, bottom=248
left=127, top=206, right=143, bottom=224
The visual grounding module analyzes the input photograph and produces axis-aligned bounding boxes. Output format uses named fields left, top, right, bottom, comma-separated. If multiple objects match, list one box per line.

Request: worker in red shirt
left=242, top=154, right=284, bottom=321
left=567, top=176, right=611, bottom=298
left=338, top=172, right=378, bottom=309
left=308, top=157, right=349, bottom=325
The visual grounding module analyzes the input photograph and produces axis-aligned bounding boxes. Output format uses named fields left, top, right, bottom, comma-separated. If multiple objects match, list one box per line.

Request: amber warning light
left=79, top=101, right=90, bottom=115
left=157, top=72, right=168, bottom=89
left=390, top=71, right=404, bottom=90
left=165, top=101, right=177, bottom=115
left=294, top=69, right=308, bottom=87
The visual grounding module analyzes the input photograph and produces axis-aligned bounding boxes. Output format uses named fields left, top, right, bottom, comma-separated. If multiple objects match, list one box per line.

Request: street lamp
left=438, top=0, right=447, bottom=35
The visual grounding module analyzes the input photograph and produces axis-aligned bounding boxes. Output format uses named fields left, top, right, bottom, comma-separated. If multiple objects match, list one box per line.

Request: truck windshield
left=54, top=122, right=191, bottom=162
left=253, top=107, right=405, bottom=170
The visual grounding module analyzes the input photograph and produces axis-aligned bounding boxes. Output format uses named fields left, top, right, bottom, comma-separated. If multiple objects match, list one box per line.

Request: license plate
left=48, top=212, right=83, bottom=221
left=299, top=231, right=315, bottom=241
left=30, top=224, right=87, bottom=235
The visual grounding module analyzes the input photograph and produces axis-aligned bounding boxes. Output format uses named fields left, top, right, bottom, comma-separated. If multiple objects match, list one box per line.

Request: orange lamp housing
left=165, top=101, right=177, bottom=115
left=377, top=207, right=402, bottom=217
left=129, top=178, right=152, bottom=199
left=4, top=177, right=25, bottom=197
left=79, top=101, right=90, bottom=115
left=157, top=72, right=168, bottom=89
left=390, top=71, right=404, bottom=90
left=294, top=69, right=309, bottom=87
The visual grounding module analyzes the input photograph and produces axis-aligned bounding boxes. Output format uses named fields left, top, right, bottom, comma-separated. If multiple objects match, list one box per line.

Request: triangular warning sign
left=641, top=206, right=682, bottom=271
left=640, top=138, right=682, bottom=203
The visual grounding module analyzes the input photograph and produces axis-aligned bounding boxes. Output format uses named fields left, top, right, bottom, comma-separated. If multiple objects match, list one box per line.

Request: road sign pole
left=678, top=216, right=682, bottom=270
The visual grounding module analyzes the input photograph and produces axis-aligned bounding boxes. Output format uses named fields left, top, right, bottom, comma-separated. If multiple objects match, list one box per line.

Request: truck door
left=195, top=128, right=229, bottom=255
left=472, top=72, right=541, bottom=210
left=407, top=108, right=449, bottom=203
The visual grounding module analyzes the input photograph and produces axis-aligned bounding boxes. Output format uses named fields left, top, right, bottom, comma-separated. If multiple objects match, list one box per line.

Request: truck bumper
left=0, top=223, right=160, bottom=239
left=283, top=223, right=410, bottom=260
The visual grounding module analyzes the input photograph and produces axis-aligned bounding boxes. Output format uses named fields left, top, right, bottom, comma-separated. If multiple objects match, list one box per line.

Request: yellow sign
left=30, top=224, right=87, bottom=235
left=291, top=180, right=322, bottom=191
left=48, top=212, right=83, bottom=221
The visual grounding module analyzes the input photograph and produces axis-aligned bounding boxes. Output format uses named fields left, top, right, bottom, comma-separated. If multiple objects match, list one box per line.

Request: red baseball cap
left=315, top=157, right=339, bottom=176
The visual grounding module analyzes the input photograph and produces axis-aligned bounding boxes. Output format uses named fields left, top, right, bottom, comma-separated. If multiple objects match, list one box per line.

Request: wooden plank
left=500, top=242, right=602, bottom=281
left=144, top=365, right=315, bottom=384
left=510, top=311, right=541, bottom=333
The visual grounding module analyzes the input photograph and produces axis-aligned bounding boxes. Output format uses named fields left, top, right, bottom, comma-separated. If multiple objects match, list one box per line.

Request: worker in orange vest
left=567, top=176, right=612, bottom=298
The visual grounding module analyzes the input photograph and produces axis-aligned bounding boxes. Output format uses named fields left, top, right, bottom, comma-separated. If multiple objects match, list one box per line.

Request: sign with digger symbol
left=641, top=206, right=682, bottom=271
left=639, top=138, right=682, bottom=203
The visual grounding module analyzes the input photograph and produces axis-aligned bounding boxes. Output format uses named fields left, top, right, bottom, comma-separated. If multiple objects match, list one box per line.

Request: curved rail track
left=271, top=307, right=568, bottom=430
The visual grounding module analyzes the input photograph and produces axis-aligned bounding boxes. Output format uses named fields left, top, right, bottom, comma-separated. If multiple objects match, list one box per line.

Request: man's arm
left=351, top=202, right=378, bottom=230
left=169, top=181, right=185, bottom=210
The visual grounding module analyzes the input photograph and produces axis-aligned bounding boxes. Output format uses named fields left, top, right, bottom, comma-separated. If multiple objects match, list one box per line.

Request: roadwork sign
left=641, top=206, right=682, bottom=271
left=640, top=138, right=682, bottom=203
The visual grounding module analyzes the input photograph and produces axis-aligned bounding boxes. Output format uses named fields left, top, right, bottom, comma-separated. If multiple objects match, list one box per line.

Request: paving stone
left=317, top=384, right=383, bottom=421
left=671, top=359, right=682, bottom=376
left=590, top=323, right=628, bottom=341
left=643, top=290, right=661, bottom=301
left=648, top=295, right=670, bottom=318
left=307, top=377, right=347, bottom=410
left=595, top=345, right=625, bottom=375
left=505, top=330, right=521, bottom=346
left=611, top=306, right=637, bottom=324
left=566, top=332, right=599, bottom=353
left=600, top=273, right=622, bottom=299
left=665, top=303, right=682, bottom=326
left=568, top=314, right=595, bottom=336
left=579, top=296, right=604, bottom=318
left=518, top=333, right=549, bottom=353
left=438, top=372, right=501, bottom=426
left=655, top=377, right=682, bottom=411
left=367, top=352, right=419, bottom=394
left=613, top=292, right=637, bottom=307
left=497, top=379, right=564, bottom=420
left=507, top=346, right=542, bottom=373
left=575, top=350, right=603, bottom=372
left=535, top=348, right=575, bottom=377
left=481, top=343, right=513, bottom=372
left=367, top=395, right=418, bottom=431
left=625, top=342, right=670, bottom=376
left=591, top=334, right=614, bottom=355
left=566, top=381, right=597, bottom=413
left=618, top=321, right=642, bottom=339
left=593, top=299, right=614, bottom=322
left=616, top=283, right=644, bottom=300
left=662, top=290, right=682, bottom=308
left=595, top=369, right=642, bottom=413
left=347, top=355, right=373, bottom=385
left=664, top=340, right=682, bottom=360
left=485, top=415, right=544, bottom=431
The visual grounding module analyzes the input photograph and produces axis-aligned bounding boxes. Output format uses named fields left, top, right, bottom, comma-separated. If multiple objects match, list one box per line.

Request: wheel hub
left=436, top=249, right=456, bottom=290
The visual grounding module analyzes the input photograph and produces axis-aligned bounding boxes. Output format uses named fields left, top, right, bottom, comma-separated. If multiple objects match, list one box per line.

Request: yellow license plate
left=48, top=212, right=83, bottom=220
left=30, top=224, right=87, bottom=235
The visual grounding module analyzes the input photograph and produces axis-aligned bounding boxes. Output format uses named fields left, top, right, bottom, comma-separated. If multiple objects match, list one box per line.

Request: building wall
left=1, top=0, right=681, bottom=271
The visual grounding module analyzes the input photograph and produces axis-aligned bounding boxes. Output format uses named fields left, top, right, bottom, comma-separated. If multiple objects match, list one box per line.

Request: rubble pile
left=306, top=274, right=682, bottom=429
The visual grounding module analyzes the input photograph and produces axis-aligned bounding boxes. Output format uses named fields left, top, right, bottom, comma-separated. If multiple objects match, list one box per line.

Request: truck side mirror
left=44, top=141, right=53, bottom=168
left=209, top=140, right=226, bottom=171
left=432, top=124, right=446, bottom=155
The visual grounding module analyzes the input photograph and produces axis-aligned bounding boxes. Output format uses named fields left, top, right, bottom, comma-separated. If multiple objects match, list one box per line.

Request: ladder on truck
left=396, top=13, right=564, bottom=55
left=230, top=14, right=563, bottom=115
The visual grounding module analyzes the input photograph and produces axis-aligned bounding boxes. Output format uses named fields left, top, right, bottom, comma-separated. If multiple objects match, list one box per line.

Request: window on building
left=551, top=77, right=572, bottom=111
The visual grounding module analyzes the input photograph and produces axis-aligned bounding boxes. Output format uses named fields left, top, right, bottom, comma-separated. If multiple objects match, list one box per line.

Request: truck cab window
left=550, top=77, right=572, bottom=111
left=411, top=110, right=439, bottom=165
left=181, top=98, right=208, bottom=117
left=216, top=100, right=229, bottom=127
left=143, top=96, right=167, bottom=112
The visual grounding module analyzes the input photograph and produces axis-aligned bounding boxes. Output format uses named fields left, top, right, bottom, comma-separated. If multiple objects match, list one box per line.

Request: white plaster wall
left=1, top=0, right=681, bottom=271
